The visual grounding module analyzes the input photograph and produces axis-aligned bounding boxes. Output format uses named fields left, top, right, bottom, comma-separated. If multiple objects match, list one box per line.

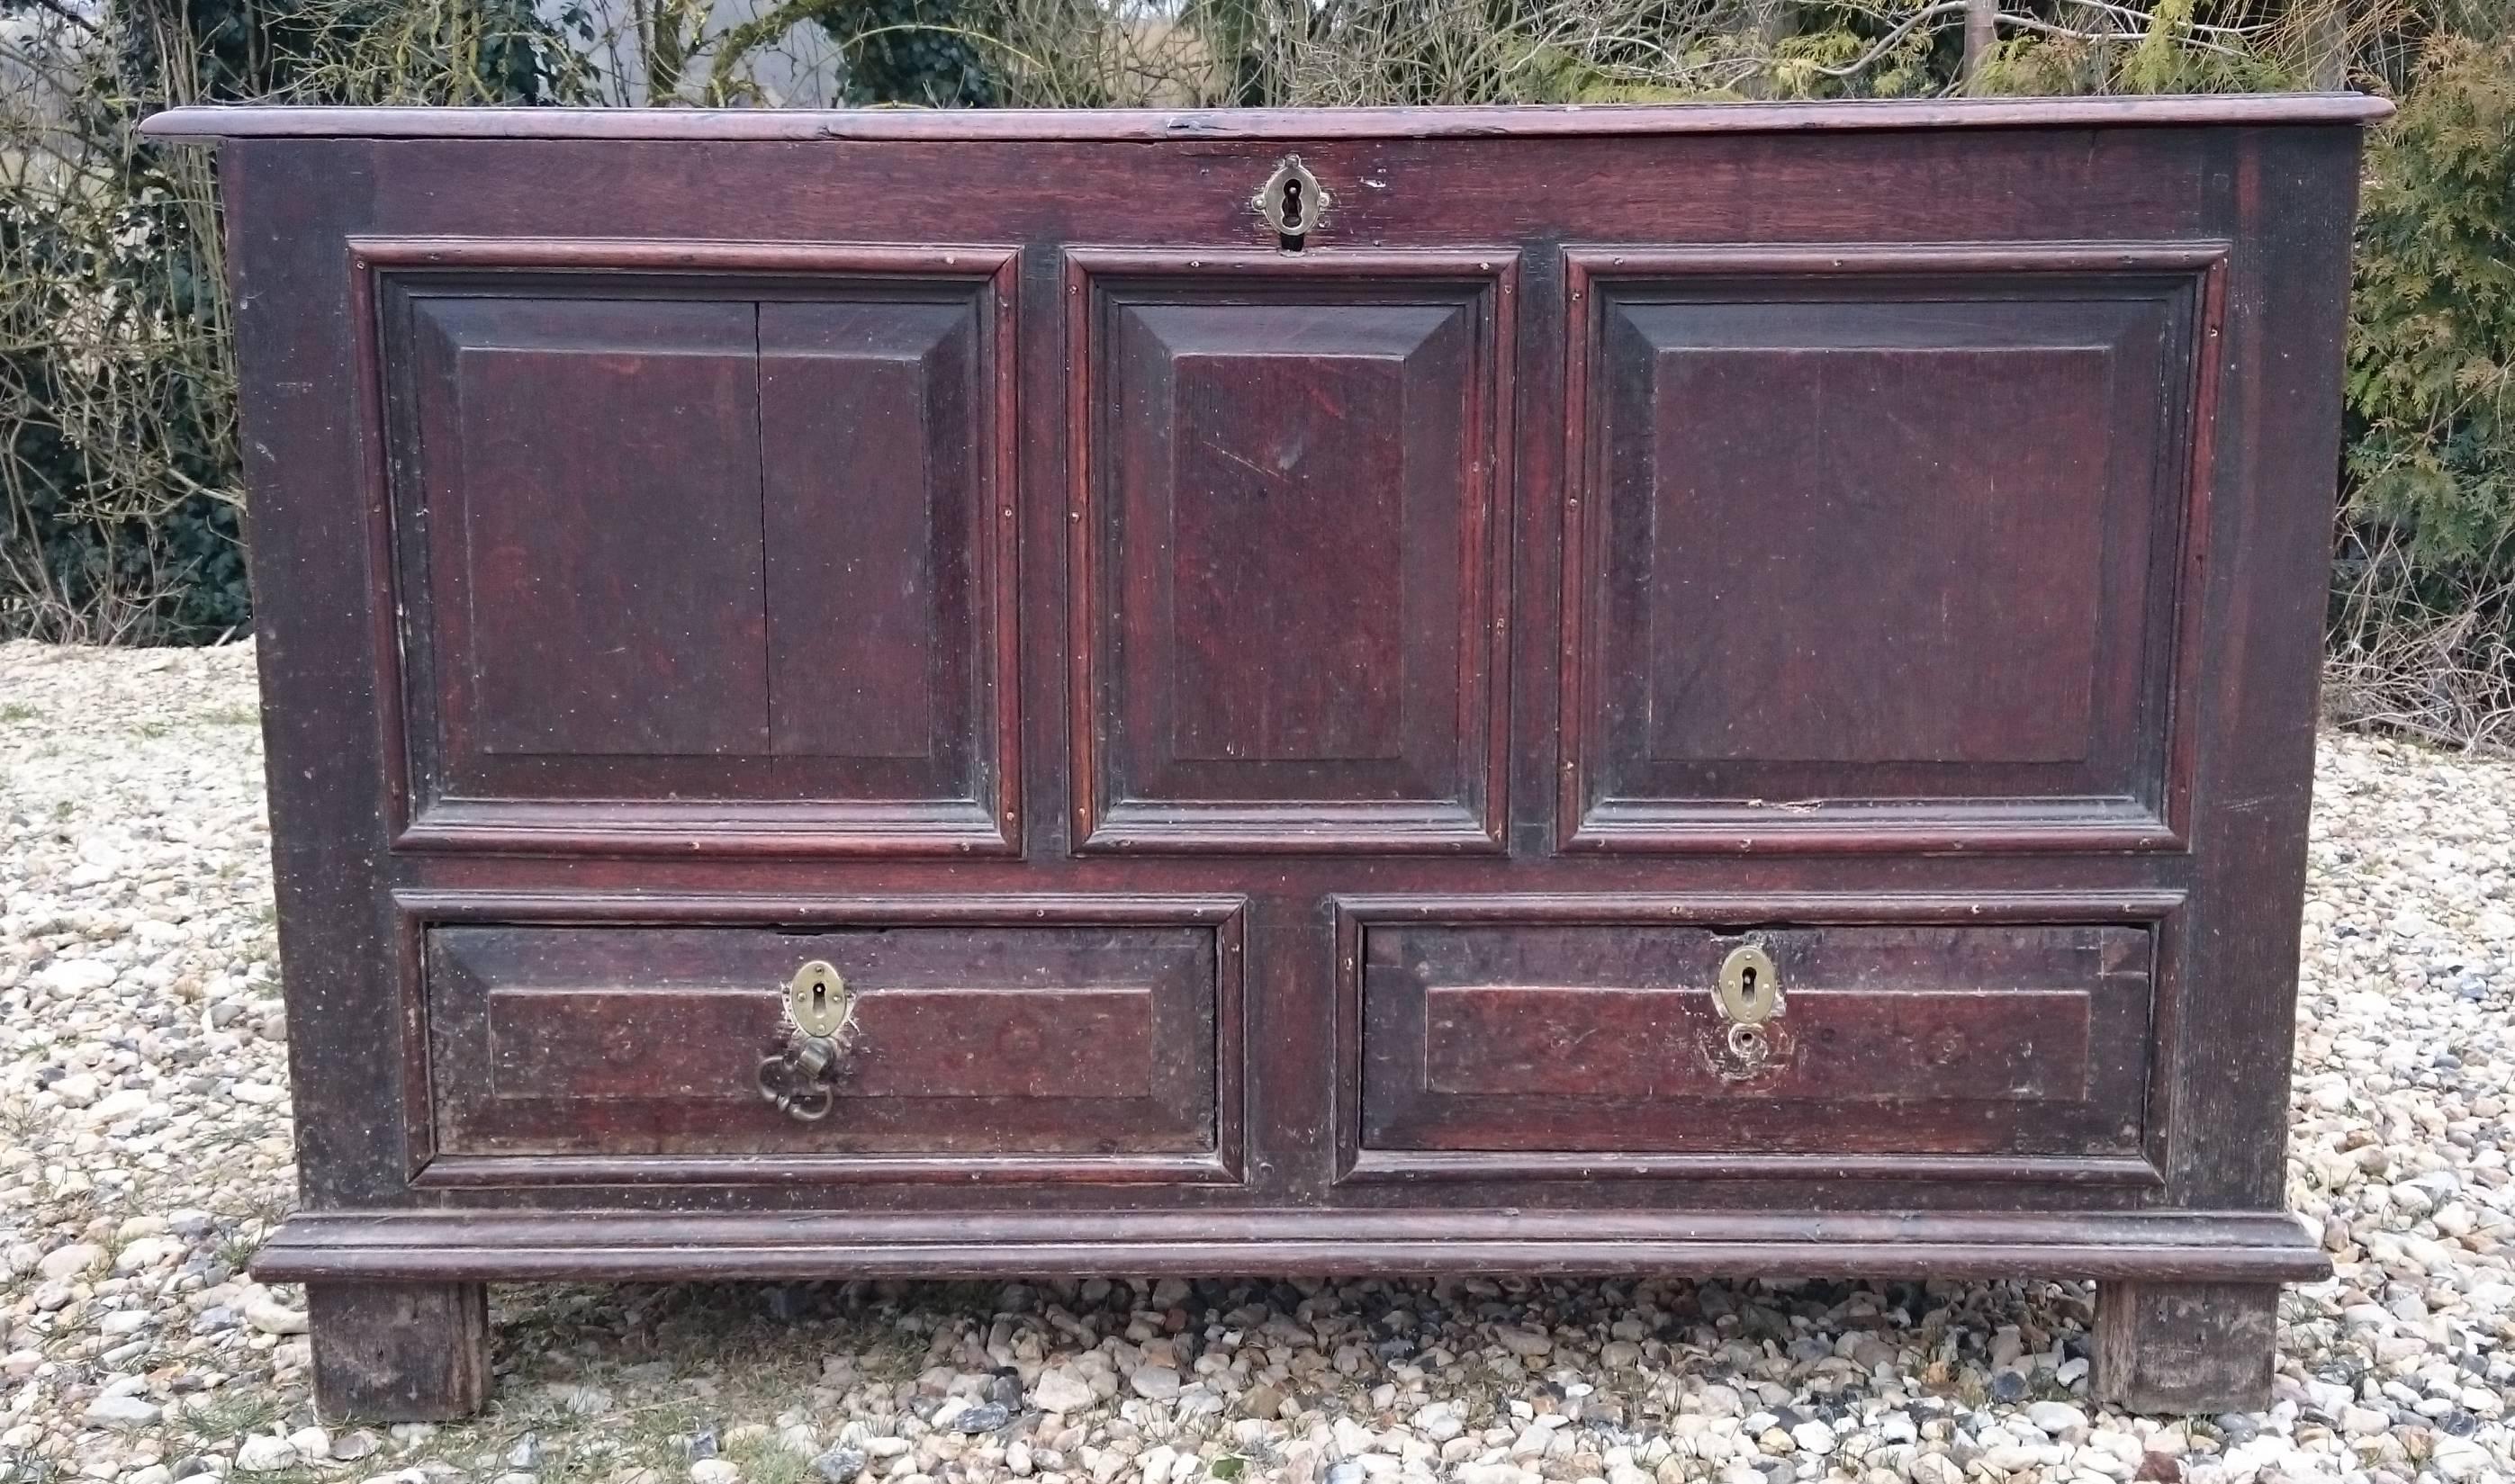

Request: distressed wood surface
left=424, top=923, right=1219, bottom=1158
left=2095, top=1281, right=2282, bottom=1412
left=306, top=1282, right=489, bottom=1421
left=188, top=100, right=2374, bottom=1416
left=141, top=94, right=2392, bottom=141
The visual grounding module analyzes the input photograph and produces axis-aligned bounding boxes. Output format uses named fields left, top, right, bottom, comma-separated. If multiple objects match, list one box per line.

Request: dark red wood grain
left=1361, top=922, right=2150, bottom=1157
left=140, top=94, right=2390, bottom=142
left=427, top=923, right=1216, bottom=1156
left=168, top=97, right=2375, bottom=1417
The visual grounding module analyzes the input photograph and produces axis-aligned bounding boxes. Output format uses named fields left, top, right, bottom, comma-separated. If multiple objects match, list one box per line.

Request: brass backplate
left=1255, top=155, right=1329, bottom=238
left=1716, top=943, right=1780, bottom=1025
left=785, top=959, right=854, bottom=1039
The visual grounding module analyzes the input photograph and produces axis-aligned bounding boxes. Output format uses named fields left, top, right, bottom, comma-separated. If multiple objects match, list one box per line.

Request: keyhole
left=812, top=983, right=826, bottom=1012
left=1739, top=966, right=1758, bottom=1007
left=1279, top=177, right=1304, bottom=229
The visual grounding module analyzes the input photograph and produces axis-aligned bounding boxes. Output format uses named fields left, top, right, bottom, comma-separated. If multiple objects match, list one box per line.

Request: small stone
left=1032, top=1369, right=1095, bottom=1413
left=243, top=1295, right=309, bottom=1336
left=235, top=1437, right=300, bottom=1473
left=952, top=1403, right=1008, bottom=1435
left=1492, top=1327, right=1552, bottom=1358
left=1988, top=1371, right=2030, bottom=1403
left=1127, top=1364, right=1181, bottom=1401
left=287, top=1426, right=331, bottom=1459
left=2025, top=1401, right=2087, bottom=1434
left=689, top=1462, right=738, bottom=1484
left=83, top=1394, right=163, bottom=1430
left=92, top=1087, right=152, bottom=1120
left=2431, top=1437, right=2492, bottom=1481
left=808, top=1448, right=863, bottom=1484
left=38, top=1242, right=103, bottom=1280
left=333, top=1431, right=383, bottom=1462
left=551, top=1385, right=613, bottom=1416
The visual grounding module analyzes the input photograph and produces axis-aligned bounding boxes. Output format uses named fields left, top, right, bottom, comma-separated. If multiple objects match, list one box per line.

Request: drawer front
left=425, top=924, right=1216, bottom=1161
left=1360, top=922, right=2151, bottom=1159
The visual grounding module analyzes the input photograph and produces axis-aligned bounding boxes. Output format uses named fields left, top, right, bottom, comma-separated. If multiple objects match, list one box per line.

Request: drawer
left=1359, top=922, right=2152, bottom=1160
left=423, top=924, right=1218, bottom=1163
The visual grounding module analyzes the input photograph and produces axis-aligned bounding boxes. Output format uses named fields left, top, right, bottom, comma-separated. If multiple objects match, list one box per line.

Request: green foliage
left=824, top=0, right=1001, bottom=104
left=115, top=0, right=582, bottom=105
left=2343, top=32, right=2515, bottom=570
left=0, top=167, right=248, bottom=640
left=0, top=0, right=583, bottom=643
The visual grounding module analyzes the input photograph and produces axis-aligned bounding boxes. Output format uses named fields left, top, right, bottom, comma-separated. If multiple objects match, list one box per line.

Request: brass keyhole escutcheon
left=1717, top=943, right=1780, bottom=1026
left=1256, top=156, right=1328, bottom=239
left=785, top=959, right=853, bottom=1039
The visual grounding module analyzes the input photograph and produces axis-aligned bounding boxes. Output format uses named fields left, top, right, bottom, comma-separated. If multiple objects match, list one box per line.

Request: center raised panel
left=1068, top=250, right=1515, bottom=854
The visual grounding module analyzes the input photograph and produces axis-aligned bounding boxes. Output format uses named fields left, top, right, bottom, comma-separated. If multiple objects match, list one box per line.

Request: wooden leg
left=2094, top=1281, right=2278, bottom=1414
left=307, top=1282, right=491, bottom=1421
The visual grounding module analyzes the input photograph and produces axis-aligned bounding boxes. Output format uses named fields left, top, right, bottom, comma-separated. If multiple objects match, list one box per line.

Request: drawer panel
left=1361, top=922, right=2151, bottom=1158
left=426, top=924, right=1216, bottom=1160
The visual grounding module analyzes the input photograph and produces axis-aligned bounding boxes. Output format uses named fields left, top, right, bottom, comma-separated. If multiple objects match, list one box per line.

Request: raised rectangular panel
left=1068, top=250, right=1514, bottom=853
left=415, top=298, right=771, bottom=764
left=1560, top=245, right=2222, bottom=852
left=758, top=295, right=1009, bottom=812
left=1358, top=920, right=2154, bottom=1161
left=424, top=922, right=1218, bottom=1160
left=371, top=243, right=1019, bottom=854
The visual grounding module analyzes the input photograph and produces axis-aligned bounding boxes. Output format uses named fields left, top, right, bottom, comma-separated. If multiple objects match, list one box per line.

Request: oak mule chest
left=149, top=94, right=2388, bottom=1420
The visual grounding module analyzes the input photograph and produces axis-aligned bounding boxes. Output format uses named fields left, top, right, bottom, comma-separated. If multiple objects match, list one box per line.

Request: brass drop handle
left=756, top=960, right=857, bottom=1121
left=1715, top=943, right=1781, bottom=1064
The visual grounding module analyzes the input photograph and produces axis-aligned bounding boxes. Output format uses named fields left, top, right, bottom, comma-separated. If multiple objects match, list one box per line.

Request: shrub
left=2343, top=31, right=2515, bottom=571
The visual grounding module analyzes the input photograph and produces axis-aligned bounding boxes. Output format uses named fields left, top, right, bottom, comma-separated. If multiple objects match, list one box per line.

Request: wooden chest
left=148, top=94, right=2386, bottom=1419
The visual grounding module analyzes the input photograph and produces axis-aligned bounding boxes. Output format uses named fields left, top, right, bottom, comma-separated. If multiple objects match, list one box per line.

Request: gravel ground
left=2, top=638, right=2510, bottom=1484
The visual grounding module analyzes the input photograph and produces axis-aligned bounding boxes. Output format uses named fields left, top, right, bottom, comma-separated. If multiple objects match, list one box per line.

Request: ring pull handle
left=756, top=960, right=857, bottom=1122
left=755, top=1051, right=836, bottom=1121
